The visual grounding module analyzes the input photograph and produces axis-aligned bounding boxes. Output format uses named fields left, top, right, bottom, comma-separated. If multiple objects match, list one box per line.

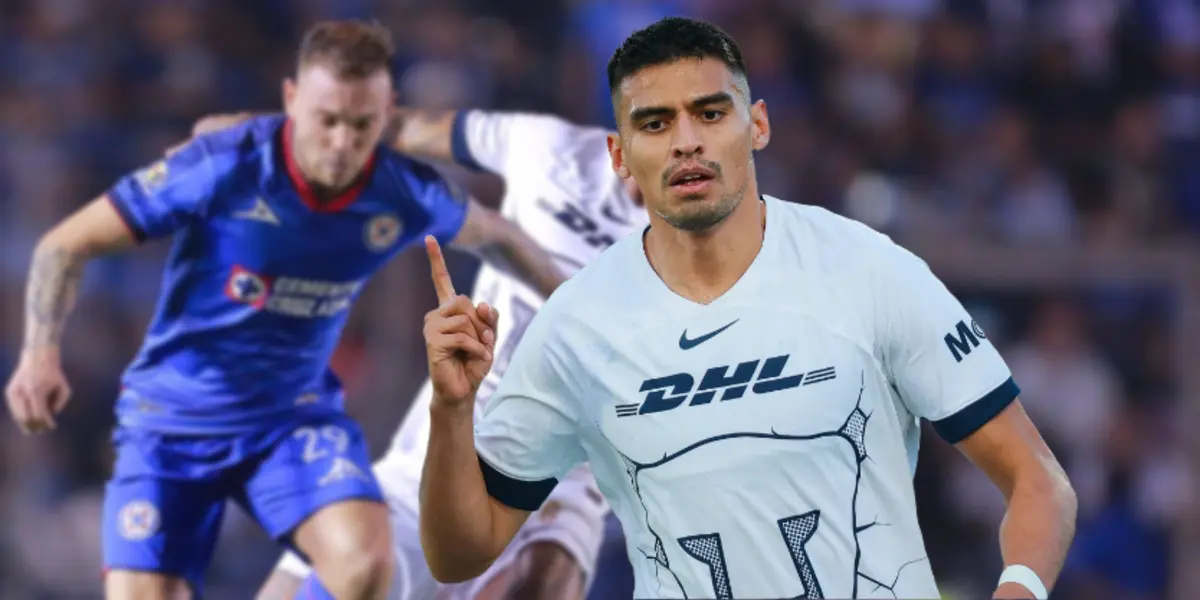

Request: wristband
left=998, top=564, right=1048, bottom=599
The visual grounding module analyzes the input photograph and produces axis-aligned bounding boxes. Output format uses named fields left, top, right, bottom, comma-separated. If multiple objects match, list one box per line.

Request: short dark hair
left=606, top=17, right=748, bottom=94
left=298, top=20, right=395, bottom=78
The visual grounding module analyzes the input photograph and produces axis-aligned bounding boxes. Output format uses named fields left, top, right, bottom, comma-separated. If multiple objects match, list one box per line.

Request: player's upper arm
left=872, top=238, right=1020, bottom=445
left=106, top=139, right=222, bottom=243
left=474, top=299, right=588, bottom=512
left=954, top=400, right=1070, bottom=499
left=450, top=110, right=585, bottom=176
left=38, top=195, right=142, bottom=257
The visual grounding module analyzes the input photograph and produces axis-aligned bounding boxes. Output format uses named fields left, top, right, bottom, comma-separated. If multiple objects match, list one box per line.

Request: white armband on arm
left=998, top=564, right=1048, bottom=599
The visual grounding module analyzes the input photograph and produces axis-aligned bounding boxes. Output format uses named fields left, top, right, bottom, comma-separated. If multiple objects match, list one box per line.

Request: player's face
left=284, top=63, right=395, bottom=190
left=609, top=58, right=770, bottom=232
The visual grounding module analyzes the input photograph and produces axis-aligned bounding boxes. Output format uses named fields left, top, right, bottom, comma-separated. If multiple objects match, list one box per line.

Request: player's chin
left=662, top=202, right=731, bottom=232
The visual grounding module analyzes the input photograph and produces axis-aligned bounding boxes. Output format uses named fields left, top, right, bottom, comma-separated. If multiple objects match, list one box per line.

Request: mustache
left=661, top=159, right=722, bottom=187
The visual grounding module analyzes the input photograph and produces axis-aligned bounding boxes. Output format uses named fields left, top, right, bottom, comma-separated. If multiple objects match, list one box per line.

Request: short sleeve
left=874, top=241, right=1020, bottom=445
left=106, top=141, right=219, bottom=242
left=474, top=303, right=587, bottom=512
left=401, top=160, right=469, bottom=245
left=450, top=110, right=594, bottom=177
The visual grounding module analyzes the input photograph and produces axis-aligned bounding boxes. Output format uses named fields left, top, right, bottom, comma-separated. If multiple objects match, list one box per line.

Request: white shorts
left=275, top=464, right=608, bottom=600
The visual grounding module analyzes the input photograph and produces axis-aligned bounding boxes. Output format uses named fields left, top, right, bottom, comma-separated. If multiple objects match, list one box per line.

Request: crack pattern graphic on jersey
left=609, top=372, right=927, bottom=598
left=856, top=556, right=930, bottom=599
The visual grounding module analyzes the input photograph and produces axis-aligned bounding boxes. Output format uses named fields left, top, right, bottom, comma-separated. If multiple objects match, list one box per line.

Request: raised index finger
left=425, top=235, right=456, bottom=304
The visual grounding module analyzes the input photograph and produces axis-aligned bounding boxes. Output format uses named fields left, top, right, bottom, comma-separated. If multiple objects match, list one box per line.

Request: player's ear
left=750, top=99, right=770, bottom=152
left=282, top=78, right=298, bottom=114
left=607, top=132, right=631, bottom=179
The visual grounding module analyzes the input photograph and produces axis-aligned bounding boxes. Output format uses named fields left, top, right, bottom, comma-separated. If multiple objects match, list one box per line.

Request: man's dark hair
left=606, top=17, right=748, bottom=94
left=298, top=20, right=395, bottom=78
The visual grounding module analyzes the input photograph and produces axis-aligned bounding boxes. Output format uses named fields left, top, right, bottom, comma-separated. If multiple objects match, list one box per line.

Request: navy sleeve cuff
left=105, top=192, right=147, bottom=243
left=932, top=377, right=1020, bottom=444
left=478, top=453, right=557, bottom=512
left=450, top=110, right=485, bottom=172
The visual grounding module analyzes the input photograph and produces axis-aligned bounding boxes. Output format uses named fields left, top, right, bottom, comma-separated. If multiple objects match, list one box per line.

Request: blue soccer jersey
left=107, top=115, right=466, bottom=434
left=100, top=115, right=468, bottom=595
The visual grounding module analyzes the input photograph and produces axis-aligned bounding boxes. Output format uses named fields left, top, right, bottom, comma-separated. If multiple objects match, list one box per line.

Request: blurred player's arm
left=875, top=240, right=1076, bottom=599
left=23, top=140, right=216, bottom=351
left=21, top=199, right=137, bottom=352
left=192, top=108, right=575, bottom=176
left=389, top=108, right=588, bottom=179
left=420, top=280, right=586, bottom=583
left=450, top=200, right=565, bottom=298
left=386, top=108, right=455, bottom=161
left=192, top=111, right=257, bottom=137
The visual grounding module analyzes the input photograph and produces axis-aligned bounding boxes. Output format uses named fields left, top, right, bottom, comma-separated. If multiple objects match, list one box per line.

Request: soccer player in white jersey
left=191, top=107, right=645, bottom=599
left=419, top=16, right=1078, bottom=600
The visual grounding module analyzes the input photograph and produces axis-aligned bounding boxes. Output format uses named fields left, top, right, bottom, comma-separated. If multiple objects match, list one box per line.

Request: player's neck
left=645, top=192, right=766, bottom=305
left=306, top=178, right=353, bottom=203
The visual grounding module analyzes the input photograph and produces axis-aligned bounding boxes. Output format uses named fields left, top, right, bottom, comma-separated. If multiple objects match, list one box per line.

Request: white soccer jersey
left=474, top=196, right=1020, bottom=599
left=375, top=110, right=648, bottom=500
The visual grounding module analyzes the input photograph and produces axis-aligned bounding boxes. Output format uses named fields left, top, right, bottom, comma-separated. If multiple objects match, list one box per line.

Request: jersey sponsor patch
left=224, top=265, right=363, bottom=318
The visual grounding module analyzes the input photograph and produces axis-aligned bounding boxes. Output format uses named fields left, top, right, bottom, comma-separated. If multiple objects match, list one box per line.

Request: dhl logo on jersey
left=225, top=265, right=362, bottom=319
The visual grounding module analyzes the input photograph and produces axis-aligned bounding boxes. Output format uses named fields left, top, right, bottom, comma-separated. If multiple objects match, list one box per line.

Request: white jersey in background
left=273, top=110, right=648, bottom=599
left=474, top=196, right=1020, bottom=599
left=377, top=109, right=648, bottom=499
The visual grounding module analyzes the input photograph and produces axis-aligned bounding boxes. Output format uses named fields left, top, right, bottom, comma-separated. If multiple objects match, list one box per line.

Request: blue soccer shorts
left=101, top=410, right=384, bottom=597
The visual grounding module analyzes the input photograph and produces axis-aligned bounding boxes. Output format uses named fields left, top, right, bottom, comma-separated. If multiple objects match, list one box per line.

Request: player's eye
left=352, top=119, right=372, bottom=131
left=321, top=115, right=338, bottom=128
left=701, top=109, right=725, bottom=122
left=640, top=120, right=665, bottom=132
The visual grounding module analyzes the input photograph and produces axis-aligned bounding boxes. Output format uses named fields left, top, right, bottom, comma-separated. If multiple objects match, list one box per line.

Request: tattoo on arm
left=24, top=245, right=86, bottom=351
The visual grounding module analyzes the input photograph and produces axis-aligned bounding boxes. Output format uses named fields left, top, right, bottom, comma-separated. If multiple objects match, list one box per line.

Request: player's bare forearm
left=388, top=107, right=456, bottom=161
left=420, top=398, right=526, bottom=583
left=23, top=243, right=86, bottom=352
left=22, top=197, right=137, bottom=353
left=992, top=467, right=1077, bottom=598
left=496, top=542, right=586, bottom=600
left=957, top=401, right=1077, bottom=598
left=453, top=201, right=565, bottom=298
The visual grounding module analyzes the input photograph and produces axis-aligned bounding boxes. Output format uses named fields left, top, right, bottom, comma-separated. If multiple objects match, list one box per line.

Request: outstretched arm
left=187, top=108, right=455, bottom=160
left=450, top=200, right=564, bottom=299
left=387, top=108, right=456, bottom=161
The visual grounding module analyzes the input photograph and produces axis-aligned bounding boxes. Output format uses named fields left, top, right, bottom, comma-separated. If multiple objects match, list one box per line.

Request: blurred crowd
left=1, top=0, right=1197, bottom=598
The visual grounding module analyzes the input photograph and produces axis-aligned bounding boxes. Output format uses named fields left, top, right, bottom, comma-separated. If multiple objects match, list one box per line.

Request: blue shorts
left=101, top=410, right=384, bottom=597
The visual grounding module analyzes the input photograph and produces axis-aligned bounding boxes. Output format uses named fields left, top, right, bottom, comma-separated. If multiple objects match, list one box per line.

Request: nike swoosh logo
left=679, top=319, right=739, bottom=350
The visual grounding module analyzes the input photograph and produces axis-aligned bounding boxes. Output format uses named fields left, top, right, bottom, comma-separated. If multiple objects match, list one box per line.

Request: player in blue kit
left=4, top=21, right=564, bottom=600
